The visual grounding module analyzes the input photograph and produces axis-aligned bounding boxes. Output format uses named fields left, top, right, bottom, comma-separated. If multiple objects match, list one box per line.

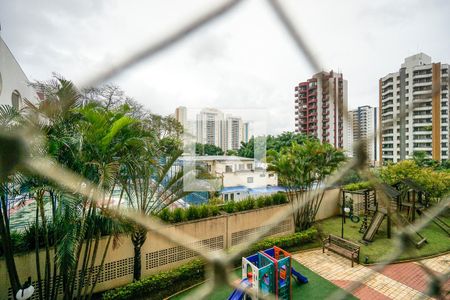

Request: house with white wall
left=0, top=36, right=37, bottom=108
left=179, top=155, right=279, bottom=201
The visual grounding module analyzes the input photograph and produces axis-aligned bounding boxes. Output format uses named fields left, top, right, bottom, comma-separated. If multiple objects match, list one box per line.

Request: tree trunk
left=0, top=191, right=21, bottom=298
left=131, top=228, right=146, bottom=281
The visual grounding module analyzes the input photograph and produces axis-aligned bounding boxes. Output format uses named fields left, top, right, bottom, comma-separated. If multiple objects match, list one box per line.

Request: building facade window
left=11, top=90, right=21, bottom=109
left=247, top=177, right=253, bottom=183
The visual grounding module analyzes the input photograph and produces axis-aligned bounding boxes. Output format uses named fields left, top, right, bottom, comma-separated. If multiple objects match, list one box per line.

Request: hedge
left=223, top=193, right=288, bottom=214
left=102, top=259, right=206, bottom=300
left=158, top=193, right=288, bottom=224
left=102, top=227, right=318, bottom=300
left=343, top=181, right=373, bottom=191
left=158, top=204, right=221, bottom=223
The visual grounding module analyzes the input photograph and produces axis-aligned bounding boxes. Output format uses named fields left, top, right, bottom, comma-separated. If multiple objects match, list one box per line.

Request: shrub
left=159, top=208, right=171, bottom=222
left=198, top=205, right=210, bottom=218
left=223, top=201, right=235, bottom=213
left=249, top=227, right=317, bottom=253
left=272, top=192, right=287, bottom=205
left=234, top=200, right=245, bottom=212
left=343, top=181, right=373, bottom=191
left=209, top=205, right=220, bottom=216
left=256, top=196, right=266, bottom=208
left=102, top=259, right=205, bottom=300
left=185, top=206, right=200, bottom=221
left=172, top=208, right=185, bottom=223
left=264, top=195, right=273, bottom=207
left=241, top=198, right=255, bottom=211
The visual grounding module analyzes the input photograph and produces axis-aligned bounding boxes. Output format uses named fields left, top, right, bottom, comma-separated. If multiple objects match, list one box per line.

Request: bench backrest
left=328, top=234, right=360, bottom=252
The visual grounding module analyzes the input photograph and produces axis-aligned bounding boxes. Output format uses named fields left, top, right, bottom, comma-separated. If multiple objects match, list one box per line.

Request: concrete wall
left=0, top=189, right=340, bottom=299
left=0, top=37, right=37, bottom=107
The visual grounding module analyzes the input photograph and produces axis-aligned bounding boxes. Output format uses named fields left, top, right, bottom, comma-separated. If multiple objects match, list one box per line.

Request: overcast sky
left=1, top=0, right=449, bottom=134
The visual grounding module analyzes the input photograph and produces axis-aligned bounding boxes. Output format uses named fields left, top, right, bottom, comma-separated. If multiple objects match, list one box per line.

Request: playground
left=329, top=182, right=450, bottom=264
left=170, top=258, right=356, bottom=299
left=318, top=214, right=450, bottom=264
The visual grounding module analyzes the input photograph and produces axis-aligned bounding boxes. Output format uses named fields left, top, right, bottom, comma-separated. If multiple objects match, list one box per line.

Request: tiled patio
left=293, top=250, right=449, bottom=300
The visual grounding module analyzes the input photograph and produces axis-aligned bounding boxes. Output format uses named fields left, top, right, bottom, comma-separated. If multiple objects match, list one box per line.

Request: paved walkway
left=293, top=250, right=449, bottom=300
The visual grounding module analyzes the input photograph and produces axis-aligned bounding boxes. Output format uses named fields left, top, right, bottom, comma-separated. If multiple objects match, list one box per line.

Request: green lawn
left=316, top=212, right=450, bottom=264
left=170, top=260, right=355, bottom=299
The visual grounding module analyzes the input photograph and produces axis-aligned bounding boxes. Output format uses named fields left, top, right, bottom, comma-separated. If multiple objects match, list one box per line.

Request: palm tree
left=268, top=140, right=345, bottom=231
left=122, top=145, right=189, bottom=281
left=0, top=104, right=25, bottom=296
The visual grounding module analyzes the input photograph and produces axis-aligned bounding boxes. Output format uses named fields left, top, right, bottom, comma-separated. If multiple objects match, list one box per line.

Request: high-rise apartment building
left=175, top=107, right=249, bottom=151
left=348, top=106, right=378, bottom=164
left=294, top=70, right=349, bottom=150
left=174, top=106, right=187, bottom=129
left=225, top=116, right=244, bottom=150
left=196, top=108, right=225, bottom=148
left=379, top=53, right=449, bottom=163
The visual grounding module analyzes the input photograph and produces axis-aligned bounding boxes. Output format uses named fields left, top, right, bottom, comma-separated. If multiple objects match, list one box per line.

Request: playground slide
left=227, top=278, right=250, bottom=300
left=291, top=267, right=308, bottom=284
left=362, top=211, right=385, bottom=242
left=416, top=210, right=449, bottom=236
left=398, top=214, right=427, bottom=248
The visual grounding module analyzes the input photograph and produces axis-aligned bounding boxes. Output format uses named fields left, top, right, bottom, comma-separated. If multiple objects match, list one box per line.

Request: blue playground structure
left=227, top=246, right=308, bottom=300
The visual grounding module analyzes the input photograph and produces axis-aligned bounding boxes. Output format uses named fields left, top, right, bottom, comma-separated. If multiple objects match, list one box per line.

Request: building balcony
left=413, top=72, right=432, bottom=79
left=413, top=80, right=432, bottom=87
left=413, top=89, right=432, bottom=96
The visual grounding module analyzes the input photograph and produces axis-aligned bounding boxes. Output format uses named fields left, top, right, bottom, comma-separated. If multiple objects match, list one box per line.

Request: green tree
left=238, top=132, right=310, bottom=158
left=195, top=143, right=224, bottom=156
left=0, top=105, right=24, bottom=296
left=379, top=160, right=450, bottom=201
left=268, top=140, right=345, bottom=231
left=123, top=146, right=189, bottom=281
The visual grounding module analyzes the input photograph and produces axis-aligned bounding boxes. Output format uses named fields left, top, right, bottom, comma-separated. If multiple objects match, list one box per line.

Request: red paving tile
left=332, top=279, right=391, bottom=300
left=372, top=262, right=431, bottom=294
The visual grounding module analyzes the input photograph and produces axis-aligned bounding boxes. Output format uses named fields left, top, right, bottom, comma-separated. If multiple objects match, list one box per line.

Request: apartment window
left=224, top=194, right=229, bottom=201
left=239, top=164, right=244, bottom=170
left=230, top=193, right=234, bottom=201
left=246, top=163, right=252, bottom=170
left=225, top=165, right=232, bottom=172
left=247, top=177, right=253, bottom=183
left=11, top=90, right=21, bottom=109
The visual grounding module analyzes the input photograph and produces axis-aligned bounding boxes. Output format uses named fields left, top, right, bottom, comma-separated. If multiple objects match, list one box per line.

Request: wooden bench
left=322, top=234, right=360, bottom=267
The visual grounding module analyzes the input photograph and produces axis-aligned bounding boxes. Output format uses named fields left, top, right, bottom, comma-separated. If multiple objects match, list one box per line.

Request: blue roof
left=221, top=186, right=248, bottom=193
left=220, top=186, right=287, bottom=195
left=248, top=186, right=287, bottom=195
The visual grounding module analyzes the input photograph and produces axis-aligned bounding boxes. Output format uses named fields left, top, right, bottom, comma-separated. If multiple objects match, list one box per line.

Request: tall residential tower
left=348, top=106, right=378, bottom=165
left=294, top=70, right=349, bottom=150
left=379, top=53, right=449, bottom=163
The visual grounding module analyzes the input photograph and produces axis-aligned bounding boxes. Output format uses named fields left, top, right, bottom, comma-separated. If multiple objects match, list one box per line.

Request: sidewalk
left=293, top=250, right=449, bottom=300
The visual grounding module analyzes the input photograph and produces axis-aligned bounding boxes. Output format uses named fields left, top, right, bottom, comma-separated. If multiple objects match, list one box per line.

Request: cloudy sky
left=1, top=0, right=449, bottom=134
